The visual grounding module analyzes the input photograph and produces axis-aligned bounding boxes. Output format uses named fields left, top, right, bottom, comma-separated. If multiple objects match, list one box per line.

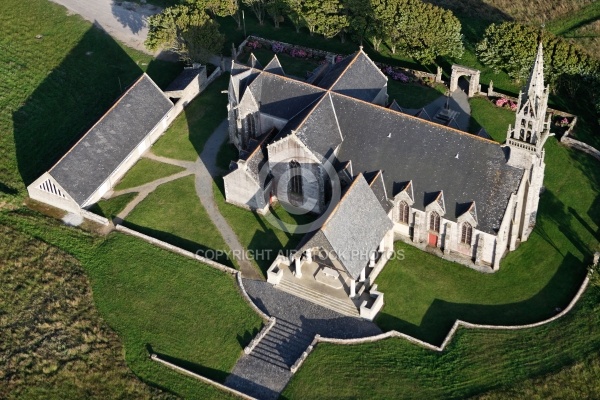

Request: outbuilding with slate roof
left=28, top=74, right=174, bottom=214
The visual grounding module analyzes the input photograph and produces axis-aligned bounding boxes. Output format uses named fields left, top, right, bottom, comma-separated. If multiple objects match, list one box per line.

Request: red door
left=428, top=233, right=438, bottom=247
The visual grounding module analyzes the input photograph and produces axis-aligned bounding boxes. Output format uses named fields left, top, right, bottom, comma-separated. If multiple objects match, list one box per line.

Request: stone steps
left=276, top=279, right=360, bottom=317
left=251, top=320, right=313, bottom=369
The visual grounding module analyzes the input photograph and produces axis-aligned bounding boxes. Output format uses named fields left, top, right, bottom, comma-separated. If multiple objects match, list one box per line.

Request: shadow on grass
left=236, top=325, right=262, bottom=349
left=0, top=182, right=18, bottom=196
left=377, top=252, right=587, bottom=345
left=121, top=220, right=235, bottom=268
left=13, top=26, right=180, bottom=188
left=145, top=344, right=230, bottom=383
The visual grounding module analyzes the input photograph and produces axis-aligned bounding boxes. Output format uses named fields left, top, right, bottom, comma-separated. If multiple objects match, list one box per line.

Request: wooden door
left=428, top=233, right=438, bottom=247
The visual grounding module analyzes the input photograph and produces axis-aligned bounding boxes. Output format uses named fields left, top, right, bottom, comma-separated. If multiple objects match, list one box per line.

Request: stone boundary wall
left=237, top=35, right=439, bottom=83
left=290, top=276, right=590, bottom=373
left=244, top=316, right=277, bottom=354
left=150, top=354, right=257, bottom=400
left=235, top=272, right=271, bottom=322
left=561, top=136, right=600, bottom=163
left=483, top=89, right=576, bottom=119
left=290, top=334, right=320, bottom=373
left=80, top=209, right=110, bottom=226
left=114, top=224, right=237, bottom=275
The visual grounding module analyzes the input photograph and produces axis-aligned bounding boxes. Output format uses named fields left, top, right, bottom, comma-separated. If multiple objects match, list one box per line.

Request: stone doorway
left=450, top=64, right=481, bottom=98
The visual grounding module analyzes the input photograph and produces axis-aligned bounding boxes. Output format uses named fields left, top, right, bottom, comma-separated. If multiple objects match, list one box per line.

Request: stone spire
left=505, top=42, right=551, bottom=166
left=521, top=42, right=546, bottom=113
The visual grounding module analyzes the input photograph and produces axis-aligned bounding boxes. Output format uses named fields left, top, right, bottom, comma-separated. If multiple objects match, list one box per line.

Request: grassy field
left=213, top=178, right=316, bottom=274
left=114, top=158, right=185, bottom=191
left=124, top=175, right=234, bottom=266
left=1, top=209, right=260, bottom=399
left=0, top=224, right=165, bottom=399
left=468, top=97, right=515, bottom=138
left=152, top=74, right=229, bottom=161
left=283, top=278, right=600, bottom=399
left=0, top=0, right=181, bottom=202
left=89, top=192, right=138, bottom=220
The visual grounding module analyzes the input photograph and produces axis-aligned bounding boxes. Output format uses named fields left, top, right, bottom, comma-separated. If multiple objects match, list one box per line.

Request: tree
left=477, top=22, right=598, bottom=84
left=398, top=0, right=463, bottom=64
left=343, top=0, right=374, bottom=43
left=266, top=0, right=286, bottom=28
left=297, top=0, right=348, bottom=39
left=243, top=0, right=267, bottom=25
left=145, top=4, right=224, bottom=64
left=369, top=0, right=404, bottom=53
left=284, top=0, right=304, bottom=33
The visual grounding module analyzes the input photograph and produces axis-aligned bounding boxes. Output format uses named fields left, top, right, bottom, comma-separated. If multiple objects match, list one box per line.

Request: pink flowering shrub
left=495, top=98, right=508, bottom=107
left=272, top=42, right=285, bottom=53
left=509, top=100, right=517, bottom=111
left=290, top=48, right=307, bottom=58
left=555, top=116, right=570, bottom=127
left=246, top=40, right=261, bottom=50
left=335, top=55, right=343, bottom=63
left=382, top=66, right=410, bottom=83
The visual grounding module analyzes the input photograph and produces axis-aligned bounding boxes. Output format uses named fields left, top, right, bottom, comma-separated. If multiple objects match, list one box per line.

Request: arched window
left=461, top=222, right=473, bottom=244
left=429, top=211, right=440, bottom=233
left=289, top=160, right=302, bottom=196
left=398, top=201, right=409, bottom=224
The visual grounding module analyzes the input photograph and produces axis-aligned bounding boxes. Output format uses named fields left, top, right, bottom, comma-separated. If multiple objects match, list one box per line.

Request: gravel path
left=196, top=120, right=263, bottom=280
left=49, top=0, right=160, bottom=55
left=225, top=279, right=382, bottom=399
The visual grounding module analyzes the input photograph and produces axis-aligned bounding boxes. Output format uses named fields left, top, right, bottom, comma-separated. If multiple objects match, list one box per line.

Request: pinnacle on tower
left=522, top=42, right=546, bottom=112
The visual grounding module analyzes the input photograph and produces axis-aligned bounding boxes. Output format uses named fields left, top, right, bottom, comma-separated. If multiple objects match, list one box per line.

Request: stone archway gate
left=450, top=64, right=481, bottom=98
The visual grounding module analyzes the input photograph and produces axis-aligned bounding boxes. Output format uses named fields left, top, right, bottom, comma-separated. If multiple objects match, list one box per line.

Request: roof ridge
left=328, top=51, right=361, bottom=90
left=320, top=173, right=364, bottom=231
left=329, top=91, right=500, bottom=145
left=49, top=74, right=151, bottom=174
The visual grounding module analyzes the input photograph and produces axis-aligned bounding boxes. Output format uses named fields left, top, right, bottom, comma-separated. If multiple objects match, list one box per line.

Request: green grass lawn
left=213, top=178, right=316, bottom=275
left=124, top=175, right=234, bottom=266
left=283, top=281, right=600, bottom=399
left=546, top=1, right=600, bottom=36
left=1, top=209, right=260, bottom=399
left=114, top=158, right=185, bottom=191
left=152, top=74, right=230, bottom=161
left=242, top=47, right=320, bottom=79
left=469, top=97, right=515, bottom=139
left=89, top=192, right=138, bottom=220
left=0, top=0, right=181, bottom=202
left=387, top=80, right=447, bottom=109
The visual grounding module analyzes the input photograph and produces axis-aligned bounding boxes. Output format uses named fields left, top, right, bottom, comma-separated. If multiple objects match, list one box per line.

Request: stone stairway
left=276, top=279, right=360, bottom=317
left=251, top=319, right=314, bottom=369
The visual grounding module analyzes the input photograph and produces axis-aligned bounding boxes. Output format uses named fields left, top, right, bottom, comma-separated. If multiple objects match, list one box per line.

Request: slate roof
left=329, top=52, right=387, bottom=102
left=243, top=128, right=278, bottom=184
left=365, top=171, right=392, bottom=213
left=331, top=93, right=523, bottom=234
left=318, top=174, right=393, bottom=279
left=294, top=93, right=343, bottom=160
left=315, top=54, right=356, bottom=89
left=263, top=55, right=285, bottom=76
left=49, top=74, right=173, bottom=206
left=165, top=66, right=204, bottom=92
left=248, top=73, right=325, bottom=120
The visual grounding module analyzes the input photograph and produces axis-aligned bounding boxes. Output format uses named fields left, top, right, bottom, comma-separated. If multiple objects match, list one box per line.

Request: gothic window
left=429, top=211, right=440, bottom=233
left=245, top=114, right=256, bottom=137
left=289, top=160, right=303, bottom=196
left=519, top=129, right=525, bottom=140
left=461, top=222, right=473, bottom=245
left=398, top=201, right=409, bottom=224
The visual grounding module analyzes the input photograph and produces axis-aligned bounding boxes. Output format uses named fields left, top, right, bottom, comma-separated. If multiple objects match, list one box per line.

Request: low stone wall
left=114, top=224, right=237, bottom=275
left=151, top=354, right=257, bottom=400
left=316, top=276, right=590, bottom=353
left=561, top=136, right=600, bottom=163
left=244, top=316, right=276, bottom=354
left=236, top=272, right=271, bottom=322
left=359, top=284, right=384, bottom=321
left=290, top=334, right=320, bottom=373
left=80, top=209, right=110, bottom=226
left=289, top=276, right=590, bottom=375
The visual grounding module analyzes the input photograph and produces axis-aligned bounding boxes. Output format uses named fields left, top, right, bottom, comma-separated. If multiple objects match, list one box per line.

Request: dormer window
left=429, top=211, right=440, bottom=233
left=398, top=201, right=409, bottom=224
left=461, top=222, right=473, bottom=244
